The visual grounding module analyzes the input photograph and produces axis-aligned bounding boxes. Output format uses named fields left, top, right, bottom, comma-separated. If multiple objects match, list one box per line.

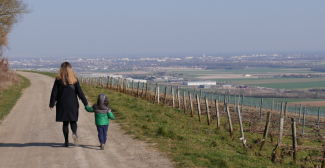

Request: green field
left=249, top=81, right=325, bottom=89
left=213, top=77, right=292, bottom=84
left=166, top=67, right=314, bottom=75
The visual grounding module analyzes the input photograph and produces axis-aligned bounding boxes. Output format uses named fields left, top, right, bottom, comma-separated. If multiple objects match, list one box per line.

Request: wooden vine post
left=291, top=118, right=297, bottom=165
left=260, top=111, right=271, bottom=152
left=122, top=78, right=125, bottom=93
left=283, top=101, right=288, bottom=118
left=189, top=91, right=194, bottom=117
left=177, top=86, right=181, bottom=109
left=125, top=81, right=128, bottom=94
left=172, top=87, right=175, bottom=108
left=234, top=95, right=237, bottom=113
left=196, top=94, right=201, bottom=122
left=141, top=82, right=145, bottom=98
left=124, top=78, right=127, bottom=93
left=131, top=80, right=134, bottom=97
left=237, top=105, right=246, bottom=148
left=103, top=77, right=106, bottom=88
left=148, top=83, right=151, bottom=101
left=145, top=82, right=148, bottom=99
left=164, top=86, right=167, bottom=105
left=205, top=97, right=211, bottom=125
left=121, top=78, right=124, bottom=92
left=123, top=79, right=125, bottom=93
left=226, top=103, right=234, bottom=138
left=271, top=102, right=284, bottom=162
left=115, top=77, right=118, bottom=90
left=215, top=99, right=220, bottom=130
left=299, top=103, right=302, bottom=122
left=118, top=77, right=121, bottom=92
left=157, top=85, right=159, bottom=105
left=137, top=81, right=140, bottom=98
left=223, top=92, right=226, bottom=112
left=107, top=76, right=110, bottom=88
left=259, top=98, right=263, bottom=122
left=241, top=95, right=244, bottom=116
left=120, top=78, right=125, bottom=93
left=318, top=107, right=321, bottom=129
left=303, top=107, right=306, bottom=134
left=183, top=91, right=187, bottom=114
left=110, top=77, right=113, bottom=89
left=119, top=78, right=122, bottom=92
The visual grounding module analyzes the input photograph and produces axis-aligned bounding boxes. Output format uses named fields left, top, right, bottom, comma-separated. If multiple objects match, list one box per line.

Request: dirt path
left=0, top=72, right=174, bottom=168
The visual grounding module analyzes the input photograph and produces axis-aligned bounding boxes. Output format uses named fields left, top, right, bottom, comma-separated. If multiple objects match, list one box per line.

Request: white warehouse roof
left=183, top=81, right=216, bottom=86
left=125, top=78, right=147, bottom=83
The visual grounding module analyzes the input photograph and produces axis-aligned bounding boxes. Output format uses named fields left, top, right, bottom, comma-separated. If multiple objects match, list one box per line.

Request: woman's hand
left=50, top=108, right=53, bottom=111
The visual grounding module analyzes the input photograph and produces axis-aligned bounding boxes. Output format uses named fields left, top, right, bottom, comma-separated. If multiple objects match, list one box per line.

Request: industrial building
left=126, top=78, right=147, bottom=83
left=183, top=81, right=216, bottom=86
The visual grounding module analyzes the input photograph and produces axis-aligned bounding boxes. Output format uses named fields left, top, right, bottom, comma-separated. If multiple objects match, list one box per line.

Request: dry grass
left=0, top=70, right=21, bottom=90
left=288, top=101, right=325, bottom=107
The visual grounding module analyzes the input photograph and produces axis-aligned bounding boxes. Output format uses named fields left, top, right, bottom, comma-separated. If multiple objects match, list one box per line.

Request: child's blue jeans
left=96, top=125, right=109, bottom=144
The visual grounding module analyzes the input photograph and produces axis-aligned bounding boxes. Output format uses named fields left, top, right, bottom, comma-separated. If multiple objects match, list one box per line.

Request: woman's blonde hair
left=57, top=62, right=77, bottom=85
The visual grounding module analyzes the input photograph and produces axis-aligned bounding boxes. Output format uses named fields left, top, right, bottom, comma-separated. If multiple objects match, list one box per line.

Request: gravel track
left=0, top=72, right=174, bottom=168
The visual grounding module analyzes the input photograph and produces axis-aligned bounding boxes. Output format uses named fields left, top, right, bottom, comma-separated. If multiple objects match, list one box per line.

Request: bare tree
left=0, top=0, right=31, bottom=53
left=0, top=0, right=30, bottom=72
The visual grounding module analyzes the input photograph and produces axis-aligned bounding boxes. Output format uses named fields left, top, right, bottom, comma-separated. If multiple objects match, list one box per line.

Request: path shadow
left=0, top=143, right=100, bottom=150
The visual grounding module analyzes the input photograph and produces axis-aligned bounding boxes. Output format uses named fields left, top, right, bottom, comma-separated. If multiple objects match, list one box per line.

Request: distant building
left=220, top=85, right=232, bottom=88
left=183, top=81, right=216, bottom=86
left=126, top=78, right=147, bottom=83
left=152, top=78, right=168, bottom=83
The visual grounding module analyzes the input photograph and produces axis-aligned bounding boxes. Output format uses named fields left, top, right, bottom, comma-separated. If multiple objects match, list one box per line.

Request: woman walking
left=49, top=62, right=88, bottom=147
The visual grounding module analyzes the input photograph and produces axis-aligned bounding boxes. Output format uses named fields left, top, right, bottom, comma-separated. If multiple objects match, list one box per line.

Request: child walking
left=85, top=93, right=115, bottom=150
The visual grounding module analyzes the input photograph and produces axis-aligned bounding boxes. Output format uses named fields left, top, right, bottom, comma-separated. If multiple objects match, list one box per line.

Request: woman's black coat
left=49, top=78, right=88, bottom=122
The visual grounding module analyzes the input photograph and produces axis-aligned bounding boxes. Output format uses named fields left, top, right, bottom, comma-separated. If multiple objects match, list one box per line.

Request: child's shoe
left=100, top=143, right=105, bottom=150
left=72, top=134, right=79, bottom=146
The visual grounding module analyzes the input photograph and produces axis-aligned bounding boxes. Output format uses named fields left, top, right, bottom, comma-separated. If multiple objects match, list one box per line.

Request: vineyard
left=80, top=76, right=325, bottom=167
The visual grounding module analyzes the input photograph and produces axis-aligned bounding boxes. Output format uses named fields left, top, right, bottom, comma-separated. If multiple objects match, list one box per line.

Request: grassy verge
left=32, top=71, right=321, bottom=167
left=0, top=74, right=30, bottom=120
left=82, top=84, right=320, bottom=168
left=23, top=71, right=57, bottom=78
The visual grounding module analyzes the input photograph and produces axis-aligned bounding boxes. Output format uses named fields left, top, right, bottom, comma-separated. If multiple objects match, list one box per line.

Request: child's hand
left=85, top=105, right=93, bottom=112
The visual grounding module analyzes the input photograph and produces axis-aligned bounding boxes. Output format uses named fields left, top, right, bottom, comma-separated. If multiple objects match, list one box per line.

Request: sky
left=4, top=0, right=325, bottom=57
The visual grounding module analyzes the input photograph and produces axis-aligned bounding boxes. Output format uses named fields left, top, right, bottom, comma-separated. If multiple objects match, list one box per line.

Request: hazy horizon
left=4, top=0, right=325, bottom=57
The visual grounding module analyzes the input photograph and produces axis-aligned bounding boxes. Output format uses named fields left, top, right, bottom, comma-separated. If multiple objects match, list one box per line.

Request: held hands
left=85, top=105, right=93, bottom=112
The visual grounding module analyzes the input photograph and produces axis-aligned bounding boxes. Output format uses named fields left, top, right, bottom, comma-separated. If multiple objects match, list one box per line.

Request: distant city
left=8, top=53, right=325, bottom=73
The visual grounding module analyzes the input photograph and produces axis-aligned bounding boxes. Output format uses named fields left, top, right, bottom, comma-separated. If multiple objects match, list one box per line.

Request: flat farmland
left=214, top=77, right=325, bottom=85
left=163, top=67, right=320, bottom=79
left=248, top=80, right=325, bottom=89
left=165, top=67, right=313, bottom=75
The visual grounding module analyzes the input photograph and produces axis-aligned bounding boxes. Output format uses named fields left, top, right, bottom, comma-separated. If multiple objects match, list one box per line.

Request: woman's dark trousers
left=97, top=125, right=108, bottom=144
left=63, top=121, right=77, bottom=142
